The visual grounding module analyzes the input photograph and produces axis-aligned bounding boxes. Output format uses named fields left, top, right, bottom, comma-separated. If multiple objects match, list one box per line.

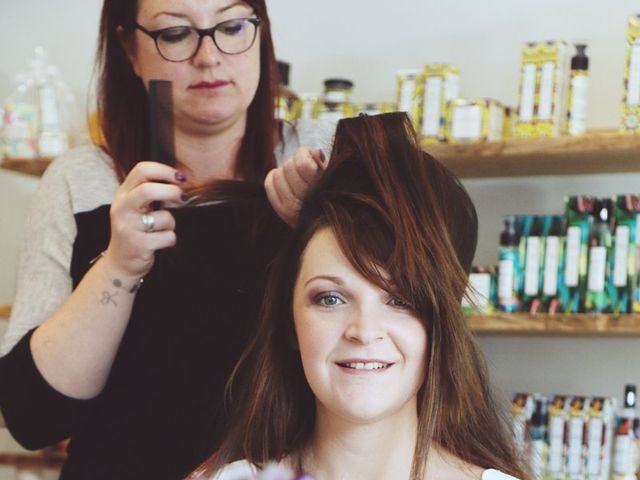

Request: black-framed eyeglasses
left=134, top=17, right=261, bottom=62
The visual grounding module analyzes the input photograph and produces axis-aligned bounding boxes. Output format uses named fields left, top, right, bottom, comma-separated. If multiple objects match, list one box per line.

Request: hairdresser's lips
left=189, top=80, right=230, bottom=90
left=335, top=359, right=395, bottom=375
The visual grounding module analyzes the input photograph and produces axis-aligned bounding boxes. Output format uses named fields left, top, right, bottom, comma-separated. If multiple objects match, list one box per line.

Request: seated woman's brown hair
left=193, top=112, right=529, bottom=480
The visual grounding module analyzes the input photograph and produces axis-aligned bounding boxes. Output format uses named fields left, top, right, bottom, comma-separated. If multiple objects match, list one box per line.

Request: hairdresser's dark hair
left=194, top=113, right=530, bottom=480
left=96, top=0, right=277, bottom=184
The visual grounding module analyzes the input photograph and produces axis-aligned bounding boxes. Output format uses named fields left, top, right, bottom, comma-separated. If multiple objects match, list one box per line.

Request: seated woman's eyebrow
left=304, top=275, right=344, bottom=288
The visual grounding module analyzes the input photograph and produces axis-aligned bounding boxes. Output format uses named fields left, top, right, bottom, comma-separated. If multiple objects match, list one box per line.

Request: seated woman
left=192, top=113, right=530, bottom=480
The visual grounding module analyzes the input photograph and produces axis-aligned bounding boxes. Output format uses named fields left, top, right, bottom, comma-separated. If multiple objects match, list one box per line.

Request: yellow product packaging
left=621, top=14, right=640, bottom=132
left=395, top=69, right=423, bottom=131
left=503, top=106, right=514, bottom=140
left=356, top=102, right=397, bottom=116
left=512, top=393, right=535, bottom=451
left=445, top=98, right=505, bottom=144
left=535, top=41, right=571, bottom=137
left=566, top=397, right=589, bottom=478
left=275, top=97, right=301, bottom=122
left=585, top=397, right=616, bottom=480
left=420, top=63, right=460, bottom=143
left=297, top=93, right=320, bottom=120
left=547, top=395, right=569, bottom=479
left=515, top=42, right=540, bottom=139
left=313, top=101, right=355, bottom=122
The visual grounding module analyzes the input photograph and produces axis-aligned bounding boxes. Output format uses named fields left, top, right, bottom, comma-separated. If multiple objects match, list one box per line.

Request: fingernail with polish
left=181, top=193, right=191, bottom=202
left=175, top=171, right=187, bottom=182
left=318, top=149, right=327, bottom=165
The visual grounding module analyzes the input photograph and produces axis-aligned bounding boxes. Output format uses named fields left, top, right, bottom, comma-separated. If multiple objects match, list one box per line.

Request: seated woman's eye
left=159, top=27, right=193, bottom=43
left=388, top=297, right=412, bottom=309
left=218, top=19, right=246, bottom=36
left=316, top=294, right=344, bottom=307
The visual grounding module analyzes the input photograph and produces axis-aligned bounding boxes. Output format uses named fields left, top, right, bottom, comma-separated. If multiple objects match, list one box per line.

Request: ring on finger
left=142, top=213, right=155, bottom=233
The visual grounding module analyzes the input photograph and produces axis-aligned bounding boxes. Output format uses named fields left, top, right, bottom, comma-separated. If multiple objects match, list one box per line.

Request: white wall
left=1, top=0, right=639, bottom=414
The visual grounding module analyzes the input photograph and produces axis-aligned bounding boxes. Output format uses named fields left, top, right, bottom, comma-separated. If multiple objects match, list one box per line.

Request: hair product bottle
left=567, top=44, right=590, bottom=136
left=612, top=384, right=638, bottom=479
left=528, top=397, right=549, bottom=479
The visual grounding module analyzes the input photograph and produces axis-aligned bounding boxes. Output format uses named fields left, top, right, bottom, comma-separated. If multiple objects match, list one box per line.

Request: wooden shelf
left=468, top=313, right=640, bottom=336
left=1, top=130, right=638, bottom=180
left=0, top=158, right=52, bottom=177
left=422, top=130, right=640, bottom=178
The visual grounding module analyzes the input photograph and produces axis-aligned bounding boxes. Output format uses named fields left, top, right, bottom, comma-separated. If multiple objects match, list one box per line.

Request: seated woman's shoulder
left=482, top=469, right=520, bottom=480
left=205, top=459, right=256, bottom=480
left=207, top=460, right=309, bottom=480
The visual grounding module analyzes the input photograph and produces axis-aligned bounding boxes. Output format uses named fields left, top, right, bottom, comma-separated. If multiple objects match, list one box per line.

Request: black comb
left=148, top=79, right=175, bottom=167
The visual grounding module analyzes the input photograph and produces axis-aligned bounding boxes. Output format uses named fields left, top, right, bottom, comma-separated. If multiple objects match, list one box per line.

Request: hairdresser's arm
left=26, top=162, right=186, bottom=401
left=265, top=147, right=328, bottom=226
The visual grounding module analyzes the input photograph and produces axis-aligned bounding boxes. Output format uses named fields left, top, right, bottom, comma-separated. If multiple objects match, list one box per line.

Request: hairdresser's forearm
left=29, top=257, right=139, bottom=400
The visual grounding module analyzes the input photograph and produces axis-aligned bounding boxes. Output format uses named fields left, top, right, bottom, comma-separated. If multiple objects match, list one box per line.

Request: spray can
left=567, top=44, right=590, bottom=136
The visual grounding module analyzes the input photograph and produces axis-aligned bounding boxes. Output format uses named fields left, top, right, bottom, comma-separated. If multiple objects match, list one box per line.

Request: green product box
left=612, top=195, right=640, bottom=314
left=540, top=215, right=566, bottom=314
left=520, top=215, right=546, bottom=313
left=585, top=198, right=614, bottom=314
left=463, top=266, right=497, bottom=314
left=561, top=196, right=596, bottom=313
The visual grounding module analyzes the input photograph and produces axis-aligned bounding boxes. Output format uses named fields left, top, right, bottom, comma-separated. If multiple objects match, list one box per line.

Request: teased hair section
left=192, top=113, right=530, bottom=480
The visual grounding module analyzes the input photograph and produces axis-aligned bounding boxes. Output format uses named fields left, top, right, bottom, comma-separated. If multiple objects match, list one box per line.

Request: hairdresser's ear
left=117, top=25, right=142, bottom=78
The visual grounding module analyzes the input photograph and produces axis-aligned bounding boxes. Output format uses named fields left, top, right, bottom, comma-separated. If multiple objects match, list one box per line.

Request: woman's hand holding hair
left=265, top=147, right=328, bottom=227
left=105, top=161, right=187, bottom=281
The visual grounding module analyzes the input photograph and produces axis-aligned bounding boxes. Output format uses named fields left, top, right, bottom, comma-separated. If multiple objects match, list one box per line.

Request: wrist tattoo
left=90, top=251, right=145, bottom=302
left=98, top=277, right=144, bottom=307
left=101, top=290, right=119, bottom=306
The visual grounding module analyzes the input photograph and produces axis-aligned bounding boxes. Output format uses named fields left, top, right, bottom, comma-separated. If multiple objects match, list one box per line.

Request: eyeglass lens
left=156, top=19, right=257, bottom=61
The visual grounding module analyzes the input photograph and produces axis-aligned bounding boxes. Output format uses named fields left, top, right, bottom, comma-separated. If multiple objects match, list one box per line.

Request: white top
left=482, top=469, right=519, bottom=480
left=212, top=460, right=520, bottom=480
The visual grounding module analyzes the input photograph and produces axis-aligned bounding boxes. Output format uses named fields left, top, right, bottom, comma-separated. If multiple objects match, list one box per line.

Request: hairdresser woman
left=0, top=0, right=332, bottom=478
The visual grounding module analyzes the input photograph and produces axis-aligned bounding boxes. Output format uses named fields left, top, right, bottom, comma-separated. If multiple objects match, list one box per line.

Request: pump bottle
left=567, top=44, right=590, bottom=136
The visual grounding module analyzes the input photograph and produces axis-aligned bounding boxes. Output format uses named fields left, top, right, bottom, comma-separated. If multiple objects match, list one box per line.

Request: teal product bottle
left=585, top=199, right=613, bottom=313
left=562, top=196, right=596, bottom=313
left=541, top=215, right=566, bottom=313
left=498, top=216, right=520, bottom=312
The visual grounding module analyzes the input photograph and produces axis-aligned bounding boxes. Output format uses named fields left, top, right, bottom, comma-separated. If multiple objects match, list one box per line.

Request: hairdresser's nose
left=344, top=302, right=386, bottom=345
left=192, top=34, right=222, bottom=67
